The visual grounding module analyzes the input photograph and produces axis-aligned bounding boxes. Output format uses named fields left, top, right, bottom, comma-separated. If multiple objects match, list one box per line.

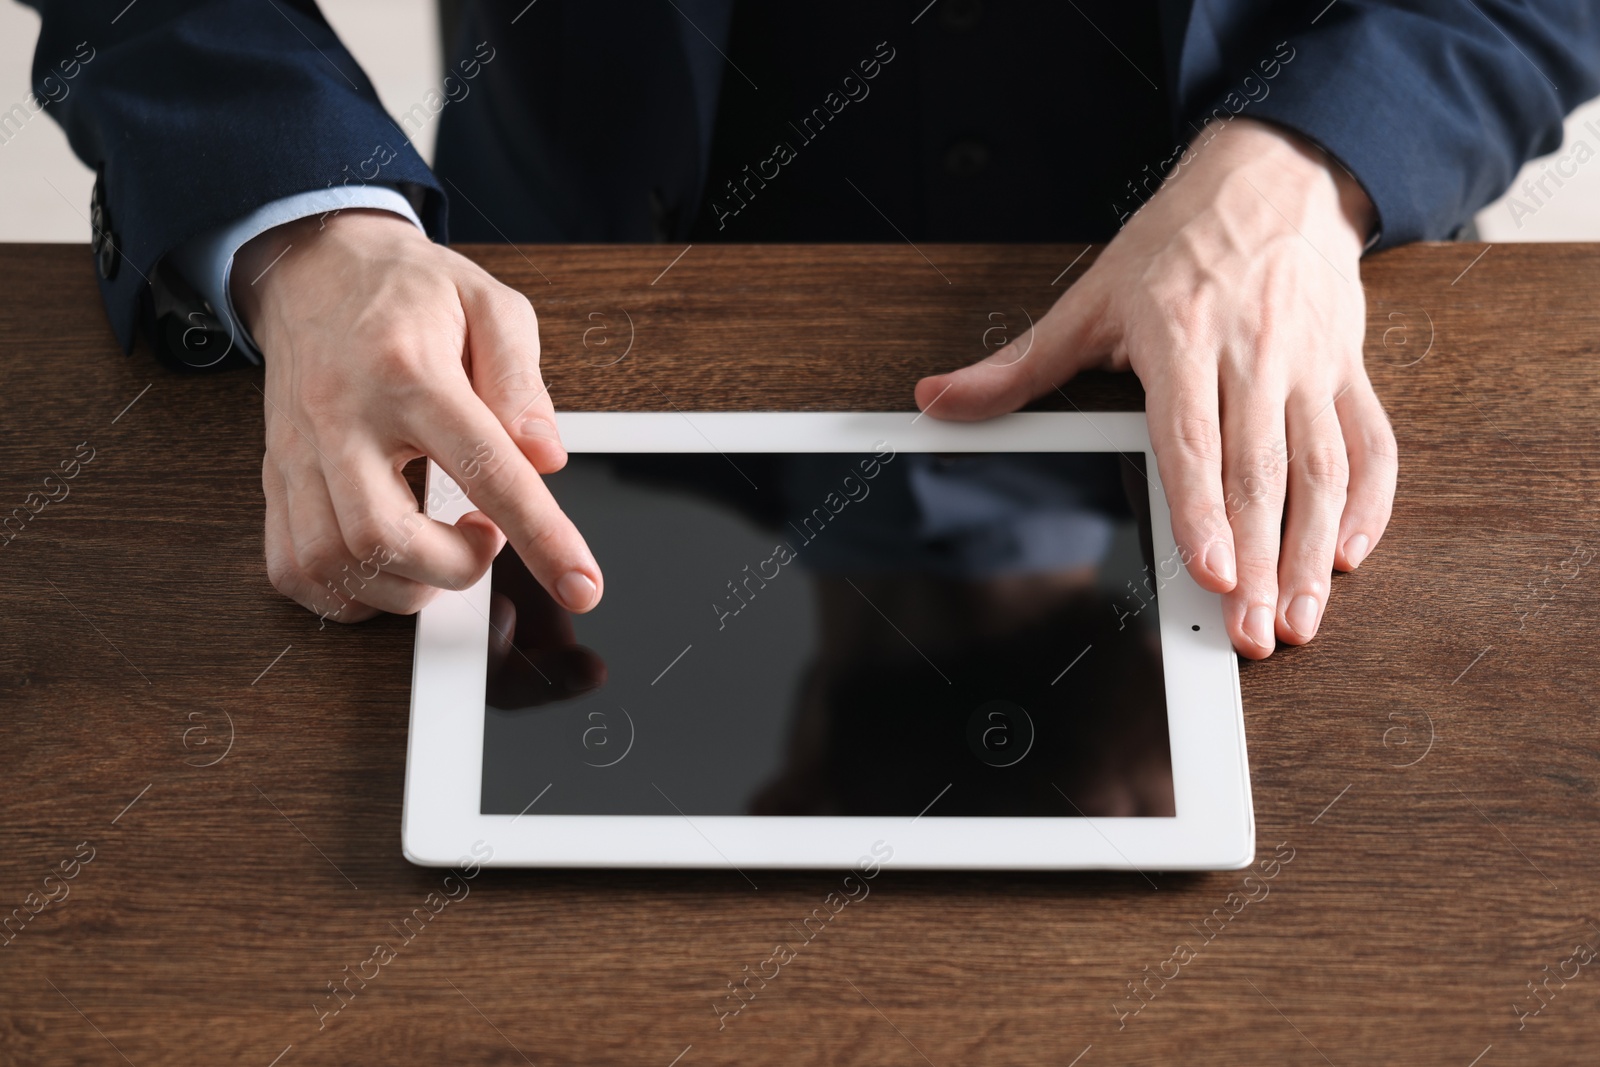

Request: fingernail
left=520, top=418, right=560, bottom=441
left=1244, top=605, right=1275, bottom=650
left=1286, top=594, right=1320, bottom=639
left=556, top=571, right=597, bottom=611
left=1204, top=542, right=1236, bottom=586
left=1344, top=533, right=1370, bottom=569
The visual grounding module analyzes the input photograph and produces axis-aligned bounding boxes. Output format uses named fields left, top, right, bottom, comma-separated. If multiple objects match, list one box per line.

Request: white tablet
left=402, top=412, right=1252, bottom=871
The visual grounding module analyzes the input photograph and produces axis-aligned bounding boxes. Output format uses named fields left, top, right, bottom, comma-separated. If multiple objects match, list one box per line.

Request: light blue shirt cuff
left=167, top=186, right=425, bottom=365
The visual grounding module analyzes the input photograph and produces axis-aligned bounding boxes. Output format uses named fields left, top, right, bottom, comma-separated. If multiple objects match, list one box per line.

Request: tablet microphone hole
left=1192, top=624, right=1200, bottom=631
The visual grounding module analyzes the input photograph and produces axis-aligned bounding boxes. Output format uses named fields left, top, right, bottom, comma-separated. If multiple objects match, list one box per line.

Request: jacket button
left=90, top=174, right=118, bottom=280
left=943, top=139, right=990, bottom=176
left=95, top=225, right=119, bottom=281
left=649, top=187, right=679, bottom=243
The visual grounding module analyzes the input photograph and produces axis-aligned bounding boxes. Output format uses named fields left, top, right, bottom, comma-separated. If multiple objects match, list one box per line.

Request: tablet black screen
left=481, top=449, right=1174, bottom=818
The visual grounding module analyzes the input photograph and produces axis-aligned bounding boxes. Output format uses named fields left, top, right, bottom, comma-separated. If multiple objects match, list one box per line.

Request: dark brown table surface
left=2, top=241, right=1598, bottom=1066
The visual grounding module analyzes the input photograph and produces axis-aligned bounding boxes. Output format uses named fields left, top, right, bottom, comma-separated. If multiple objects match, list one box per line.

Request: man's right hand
left=231, top=208, right=603, bottom=625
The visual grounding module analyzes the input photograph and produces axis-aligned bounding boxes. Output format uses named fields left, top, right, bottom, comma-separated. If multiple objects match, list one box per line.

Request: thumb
left=914, top=283, right=1108, bottom=421
left=461, top=280, right=567, bottom=475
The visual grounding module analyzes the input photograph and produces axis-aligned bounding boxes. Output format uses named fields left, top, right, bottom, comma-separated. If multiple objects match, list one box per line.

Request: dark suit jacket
left=22, top=0, right=1600, bottom=356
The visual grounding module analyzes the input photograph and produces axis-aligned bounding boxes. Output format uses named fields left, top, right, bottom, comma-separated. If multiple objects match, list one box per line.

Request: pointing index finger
left=412, top=386, right=602, bottom=612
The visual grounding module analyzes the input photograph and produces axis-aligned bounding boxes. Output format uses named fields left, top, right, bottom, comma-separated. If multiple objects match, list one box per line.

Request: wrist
left=1186, top=117, right=1375, bottom=254
left=231, top=208, right=425, bottom=337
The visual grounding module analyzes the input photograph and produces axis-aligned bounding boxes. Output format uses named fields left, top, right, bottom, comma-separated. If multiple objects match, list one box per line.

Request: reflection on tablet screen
left=481, top=450, right=1174, bottom=818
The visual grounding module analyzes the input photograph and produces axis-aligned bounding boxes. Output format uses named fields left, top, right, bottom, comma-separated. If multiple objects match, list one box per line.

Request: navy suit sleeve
left=1212, top=0, right=1600, bottom=248
left=22, top=0, right=447, bottom=352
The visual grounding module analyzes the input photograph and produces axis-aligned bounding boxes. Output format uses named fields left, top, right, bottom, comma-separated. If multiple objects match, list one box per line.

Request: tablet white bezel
left=403, top=412, right=1252, bottom=871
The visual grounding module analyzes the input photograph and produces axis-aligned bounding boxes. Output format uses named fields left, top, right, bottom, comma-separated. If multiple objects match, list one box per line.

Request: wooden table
left=2, top=241, right=1597, bottom=1066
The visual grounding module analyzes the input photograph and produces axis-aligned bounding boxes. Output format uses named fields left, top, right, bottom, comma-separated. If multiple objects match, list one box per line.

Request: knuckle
left=343, top=514, right=394, bottom=559
left=375, top=352, right=429, bottom=389
left=502, top=287, right=538, bottom=323
left=1233, top=566, right=1280, bottom=603
left=264, top=416, right=302, bottom=460
left=1360, top=421, right=1400, bottom=467
left=1296, top=443, right=1350, bottom=492
left=1174, top=499, right=1225, bottom=544
left=301, top=567, right=344, bottom=595
left=512, top=512, right=579, bottom=573
left=484, top=283, right=541, bottom=338
left=1168, top=415, right=1221, bottom=466
left=367, top=337, right=431, bottom=387
left=484, top=280, right=533, bottom=316
left=1149, top=309, right=1203, bottom=355
left=391, top=585, right=439, bottom=616
left=490, top=363, right=545, bottom=399
left=1230, top=445, right=1287, bottom=500
left=320, top=600, right=369, bottom=625
left=1301, top=575, right=1330, bottom=600
left=1184, top=508, right=1228, bottom=559
left=291, top=528, right=348, bottom=580
left=456, top=440, right=499, bottom=482
left=1228, top=512, right=1281, bottom=561
left=264, top=544, right=298, bottom=596
left=1346, top=388, right=1398, bottom=456
left=471, top=438, right=519, bottom=487
left=456, top=552, right=495, bottom=588
left=1142, top=274, right=1203, bottom=326
left=521, top=516, right=564, bottom=560
left=1291, top=525, right=1340, bottom=568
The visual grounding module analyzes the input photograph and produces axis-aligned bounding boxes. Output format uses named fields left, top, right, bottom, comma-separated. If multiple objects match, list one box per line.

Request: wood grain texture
left=2, top=241, right=1598, bottom=1066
